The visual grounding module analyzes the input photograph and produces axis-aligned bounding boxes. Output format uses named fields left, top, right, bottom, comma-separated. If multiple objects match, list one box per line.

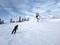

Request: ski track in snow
left=0, top=19, right=60, bottom=45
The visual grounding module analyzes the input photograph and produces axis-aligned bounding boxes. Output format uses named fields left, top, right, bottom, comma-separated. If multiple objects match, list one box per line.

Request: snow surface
left=0, top=19, right=60, bottom=45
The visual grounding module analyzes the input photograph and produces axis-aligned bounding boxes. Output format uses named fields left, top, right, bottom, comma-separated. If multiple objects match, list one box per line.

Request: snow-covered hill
left=0, top=19, right=60, bottom=45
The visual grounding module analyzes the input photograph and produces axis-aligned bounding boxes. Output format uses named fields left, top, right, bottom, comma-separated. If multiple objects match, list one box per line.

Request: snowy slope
left=0, top=19, right=60, bottom=45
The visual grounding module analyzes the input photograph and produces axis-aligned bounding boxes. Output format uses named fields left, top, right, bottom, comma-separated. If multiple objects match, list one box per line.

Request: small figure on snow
left=11, top=25, right=18, bottom=34
left=36, top=12, right=41, bottom=22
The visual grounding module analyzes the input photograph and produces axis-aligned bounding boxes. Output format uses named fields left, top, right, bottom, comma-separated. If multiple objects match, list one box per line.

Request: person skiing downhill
left=11, top=25, right=18, bottom=34
left=36, top=12, right=40, bottom=22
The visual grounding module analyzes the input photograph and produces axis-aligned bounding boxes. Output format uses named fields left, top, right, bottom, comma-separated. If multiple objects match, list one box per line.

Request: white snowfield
left=0, top=19, right=60, bottom=45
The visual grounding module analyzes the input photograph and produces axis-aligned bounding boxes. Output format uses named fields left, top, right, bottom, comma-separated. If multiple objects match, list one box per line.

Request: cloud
left=0, top=0, right=60, bottom=20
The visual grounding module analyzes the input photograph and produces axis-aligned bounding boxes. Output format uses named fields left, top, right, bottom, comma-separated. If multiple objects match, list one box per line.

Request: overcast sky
left=0, top=0, right=60, bottom=20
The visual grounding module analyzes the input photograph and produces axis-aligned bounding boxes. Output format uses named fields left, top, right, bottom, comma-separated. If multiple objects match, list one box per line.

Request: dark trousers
left=12, top=29, right=16, bottom=34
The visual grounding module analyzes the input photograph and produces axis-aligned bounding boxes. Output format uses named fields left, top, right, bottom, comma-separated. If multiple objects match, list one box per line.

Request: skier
left=11, top=25, right=18, bottom=34
left=36, top=13, right=40, bottom=22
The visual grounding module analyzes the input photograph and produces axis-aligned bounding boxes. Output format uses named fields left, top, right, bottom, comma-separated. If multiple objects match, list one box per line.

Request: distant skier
left=36, top=12, right=40, bottom=22
left=11, top=25, right=18, bottom=34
